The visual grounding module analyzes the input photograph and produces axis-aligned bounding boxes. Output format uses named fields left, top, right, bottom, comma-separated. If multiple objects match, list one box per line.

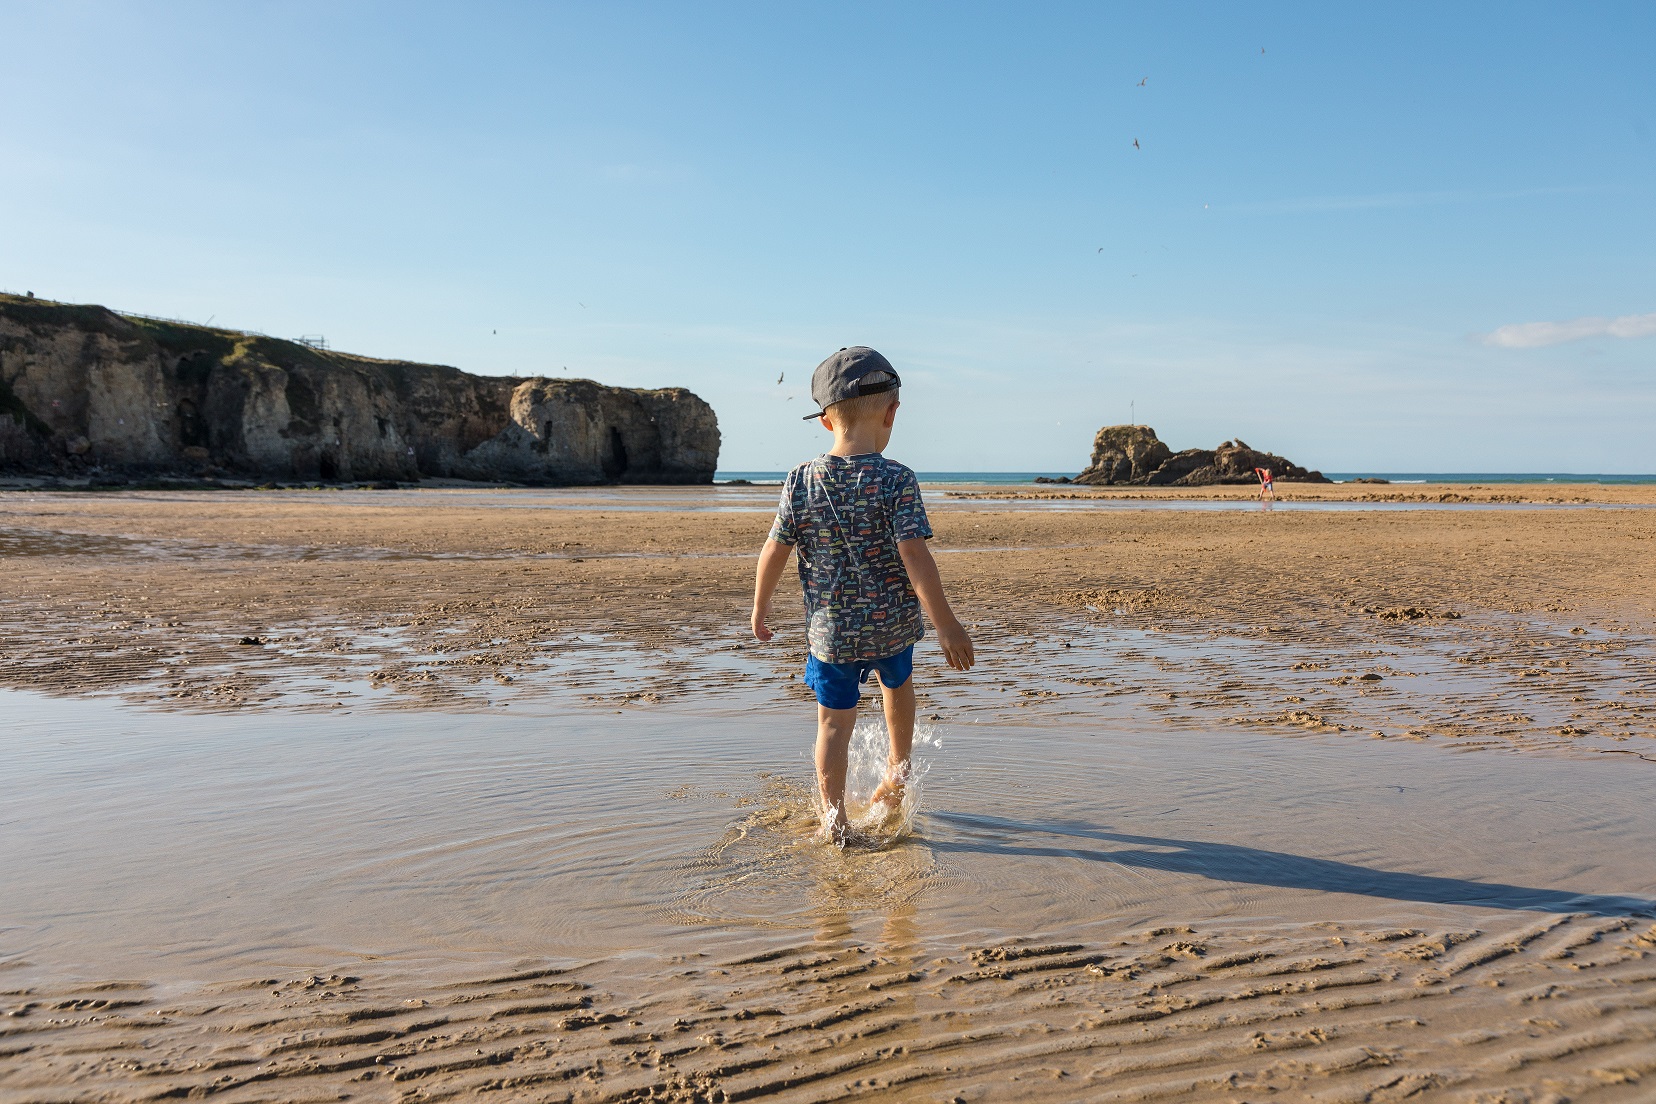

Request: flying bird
left=1133, top=139, right=1141, bottom=150
left=777, top=372, right=784, bottom=384
left=1097, top=247, right=1104, bottom=252
left=1137, top=77, right=1147, bottom=87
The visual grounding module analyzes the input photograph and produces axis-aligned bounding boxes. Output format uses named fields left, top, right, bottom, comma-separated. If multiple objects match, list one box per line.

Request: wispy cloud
left=1232, top=185, right=1601, bottom=215
left=1484, top=311, right=1656, bottom=349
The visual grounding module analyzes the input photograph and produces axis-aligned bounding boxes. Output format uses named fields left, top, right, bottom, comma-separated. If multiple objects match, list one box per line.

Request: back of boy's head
left=805, top=347, right=902, bottom=426
left=826, top=370, right=899, bottom=425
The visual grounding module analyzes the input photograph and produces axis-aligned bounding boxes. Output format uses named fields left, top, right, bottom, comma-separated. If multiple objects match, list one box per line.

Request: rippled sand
left=3, top=485, right=1655, bottom=1101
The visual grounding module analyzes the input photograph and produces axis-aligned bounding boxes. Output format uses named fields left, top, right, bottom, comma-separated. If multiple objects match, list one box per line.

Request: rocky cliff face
left=0, top=295, right=719, bottom=483
left=1074, top=424, right=1329, bottom=486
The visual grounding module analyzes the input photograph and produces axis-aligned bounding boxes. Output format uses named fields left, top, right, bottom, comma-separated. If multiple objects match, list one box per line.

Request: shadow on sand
left=926, top=812, right=1656, bottom=918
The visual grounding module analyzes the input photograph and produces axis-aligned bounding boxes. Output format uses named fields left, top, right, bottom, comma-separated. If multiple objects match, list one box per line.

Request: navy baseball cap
left=802, top=347, right=902, bottom=420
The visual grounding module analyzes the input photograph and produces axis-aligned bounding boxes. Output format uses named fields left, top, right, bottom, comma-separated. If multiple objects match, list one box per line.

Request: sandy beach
left=4, top=484, right=1655, bottom=1102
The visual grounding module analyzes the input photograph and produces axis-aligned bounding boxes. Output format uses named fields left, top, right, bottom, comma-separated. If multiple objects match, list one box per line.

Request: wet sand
left=3, top=485, right=1655, bottom=1102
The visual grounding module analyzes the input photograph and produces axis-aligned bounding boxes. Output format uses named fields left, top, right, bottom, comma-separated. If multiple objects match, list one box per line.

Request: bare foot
left=820, top=805, right=851, bottom=846
left=822, top=821, right=879, bottom=849
left=869, top=764, right=909, bottom=812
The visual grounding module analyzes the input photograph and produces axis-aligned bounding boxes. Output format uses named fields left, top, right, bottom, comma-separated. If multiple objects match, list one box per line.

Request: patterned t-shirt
left=768, top=453, right=933, bottom=664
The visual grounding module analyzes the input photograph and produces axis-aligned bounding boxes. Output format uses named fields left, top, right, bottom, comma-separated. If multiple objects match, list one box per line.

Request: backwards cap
left=802, top=347, right=901, bottom=420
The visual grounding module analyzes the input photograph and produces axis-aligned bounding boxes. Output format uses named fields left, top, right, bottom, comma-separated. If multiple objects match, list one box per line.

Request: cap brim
left=802, top=410, right=826, bottom=421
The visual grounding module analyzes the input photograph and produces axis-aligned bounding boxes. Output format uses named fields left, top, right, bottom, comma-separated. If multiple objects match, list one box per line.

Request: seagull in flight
left=1133, top=139, right=1141, bottom=150
left=1137, top=77, right=1147, bottom=87
left=776, top=372, right=784, bottom=384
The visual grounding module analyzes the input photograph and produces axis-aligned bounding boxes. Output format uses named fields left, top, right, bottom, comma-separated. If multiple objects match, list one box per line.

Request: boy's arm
left=898, top=537, right=975, bottom=671
left=751, top=538, right=793, bottom=642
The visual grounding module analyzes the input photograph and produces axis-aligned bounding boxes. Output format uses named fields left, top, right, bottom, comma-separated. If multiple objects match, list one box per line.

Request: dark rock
left=1073, top=425, right=1171, bottom=485
left=0, top=293, right=720, bottom=484
left=1146, top=448, right=1214, bottom=485
left=1033, top=475, right=1073, bottom=484
left=1348, top=477, right=1391, bottom=484
left=1205, top=439, right=1327, bottom=485
left=1071, top=425, right=1329, bottom=486
left=1376, top=606, right=1460, bottom=622
left=238, top=636, right=266, bottom=646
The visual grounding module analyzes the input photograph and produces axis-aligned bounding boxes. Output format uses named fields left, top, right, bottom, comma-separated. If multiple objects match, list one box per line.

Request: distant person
left=750, top=348, right=975, bottom=845
left=1255, top=466, right=1275, bottom=500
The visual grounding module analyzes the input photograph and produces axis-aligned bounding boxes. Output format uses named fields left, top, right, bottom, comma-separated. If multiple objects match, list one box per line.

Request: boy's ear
left=882, top=399, right=899, bottom=428
left=818, top=413, right=834, bottom=432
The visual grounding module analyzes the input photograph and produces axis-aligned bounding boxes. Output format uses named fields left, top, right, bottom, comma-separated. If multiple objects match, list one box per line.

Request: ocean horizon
left=714, top=470, right=1656, bottom=486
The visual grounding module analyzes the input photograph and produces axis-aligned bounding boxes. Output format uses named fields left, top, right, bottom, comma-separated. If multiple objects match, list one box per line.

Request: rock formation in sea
left=1073, top=424, right=1330, bottom=486
left=0, top=294, right=719, bottom=484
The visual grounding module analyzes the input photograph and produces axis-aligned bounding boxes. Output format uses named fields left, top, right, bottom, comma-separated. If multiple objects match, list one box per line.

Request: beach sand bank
left=3, top=486, right=1654, bottom=1101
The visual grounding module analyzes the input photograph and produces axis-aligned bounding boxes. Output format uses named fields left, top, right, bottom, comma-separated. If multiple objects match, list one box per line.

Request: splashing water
left=669, top=718, right=949, bottom=925
left=830, top=717, right=937, bottom=847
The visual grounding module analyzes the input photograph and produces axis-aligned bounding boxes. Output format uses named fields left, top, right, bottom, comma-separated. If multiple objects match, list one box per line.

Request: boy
left=750, top=347, right=975, bottom=844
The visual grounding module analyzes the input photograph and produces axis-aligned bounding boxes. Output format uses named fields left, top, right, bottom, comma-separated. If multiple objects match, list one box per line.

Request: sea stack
left=1073, top=424, right=1329, bottom=486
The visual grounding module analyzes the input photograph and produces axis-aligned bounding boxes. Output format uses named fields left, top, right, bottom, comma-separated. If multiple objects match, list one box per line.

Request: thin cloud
left=1231, top=185, right=1601, bottom=215
left=1484, top=311, right=1656, bottom=349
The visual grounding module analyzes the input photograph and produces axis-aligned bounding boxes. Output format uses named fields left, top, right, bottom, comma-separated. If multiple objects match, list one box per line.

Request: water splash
left=666, top=719, right=948, bottom=926
left=833, top=717, right=936, bottom=847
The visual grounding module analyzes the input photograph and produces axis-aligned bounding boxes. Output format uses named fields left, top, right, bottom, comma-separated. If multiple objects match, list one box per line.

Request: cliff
left=1073, top=424, right=1329, bottom=486
left=0, top=294, right=719, bottom=484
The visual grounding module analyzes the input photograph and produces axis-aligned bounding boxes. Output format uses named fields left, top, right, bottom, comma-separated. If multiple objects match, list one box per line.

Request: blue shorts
left=804, top=645, right=914, bottom=711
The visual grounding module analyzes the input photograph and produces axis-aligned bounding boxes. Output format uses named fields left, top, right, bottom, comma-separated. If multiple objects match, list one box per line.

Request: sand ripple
left=6, top=915, right=1655, bottom=1102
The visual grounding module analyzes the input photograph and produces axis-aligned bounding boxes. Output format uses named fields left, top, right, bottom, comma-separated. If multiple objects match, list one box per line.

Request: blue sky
left=2, top=2, right=1652, bottom=472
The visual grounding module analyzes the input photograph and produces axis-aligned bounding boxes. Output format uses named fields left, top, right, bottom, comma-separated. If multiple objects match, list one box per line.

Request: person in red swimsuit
left=1255, top=466, right=1274, bottom=500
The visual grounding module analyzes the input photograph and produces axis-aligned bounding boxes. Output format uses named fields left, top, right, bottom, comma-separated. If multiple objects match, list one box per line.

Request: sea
left=715, top=470, right=1656, bottom=486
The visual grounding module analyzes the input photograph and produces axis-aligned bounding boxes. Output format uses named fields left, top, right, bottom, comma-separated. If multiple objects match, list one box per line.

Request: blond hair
left=823, top=371, right=899, bottom=426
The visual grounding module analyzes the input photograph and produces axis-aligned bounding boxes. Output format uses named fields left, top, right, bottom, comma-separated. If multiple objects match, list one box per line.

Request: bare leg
left=871, top=677, right=915, bottom=809
left=815, top=704, right=857, bottom=841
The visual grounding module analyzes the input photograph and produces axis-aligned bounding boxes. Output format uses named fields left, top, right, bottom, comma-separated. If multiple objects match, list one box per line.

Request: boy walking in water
left=750, top=347, right=975, bottom=844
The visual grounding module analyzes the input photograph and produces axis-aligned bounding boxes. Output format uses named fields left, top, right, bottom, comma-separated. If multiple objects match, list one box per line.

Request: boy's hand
left=751, top=539, right=792, bottom=644
left=935, top=617, right=975, bottom=671
left=897, top=537, right=974, bottom=672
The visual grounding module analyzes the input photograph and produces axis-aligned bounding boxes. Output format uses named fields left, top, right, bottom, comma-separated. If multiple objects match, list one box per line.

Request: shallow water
left=9, top=690, right=1656, bottom=1102
left=5, top=689, right=1650, bottom=992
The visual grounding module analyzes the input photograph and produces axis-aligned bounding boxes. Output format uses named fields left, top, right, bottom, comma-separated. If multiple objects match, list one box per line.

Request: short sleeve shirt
left=768, top=453, right=932, bottom=663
